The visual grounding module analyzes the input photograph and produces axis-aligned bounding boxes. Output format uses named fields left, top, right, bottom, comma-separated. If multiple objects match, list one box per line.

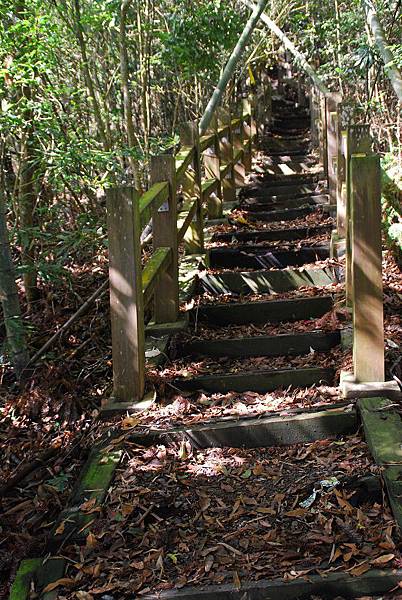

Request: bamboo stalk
left=241, top=0, right=330, bottom=95
left=362, top=0, right=402, bottom=103
left=199, top=0, right=268, bottom=135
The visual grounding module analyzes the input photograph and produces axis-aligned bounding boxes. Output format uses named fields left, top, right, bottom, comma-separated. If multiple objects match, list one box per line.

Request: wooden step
left=208, top=246, right=330, bottom=269
left=169, top=404, right=356, bottom=448
left=211, top=224, right=333, bottom=244
left=173, top=366, right=335, bottom=393
left=191, top=295, right=334, bottom=325
left=199, top=266, right=335, bottom=295
left=239, top=206, right=320, bottom=222
left=241, top=195, right=328, bottom=211
left=142, top=569, right=402, bottom=600
left=180, top=329, right=340, bottom=358
left=242, top=183, right=319, bottom=198
left=249, top=173, right=320, bottom=185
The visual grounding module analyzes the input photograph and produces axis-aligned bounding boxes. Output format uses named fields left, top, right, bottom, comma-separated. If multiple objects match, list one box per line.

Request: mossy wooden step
left=142, top=569, right=402, bottom=600
left=50, top=443, right=122, bottom=547
left=179, top=330, right=340, bottom=358
left=173, top=366, right=335, bottom=394
left=358, top=397, right=402, bottom=465
left=208, top=246, right=330, bottom=269
left=168, top=404, right=356, bottom=448
left=199, top=266, right=335, bottom=295
left=358, top=398, right=402, bottom=531
left=383, top=466, right=402, bottom=529
left=211, top=224, right=333, bottom=244
left=10, top=558, right=65, bottom=600
left=191, top=295, right=334, bottom=325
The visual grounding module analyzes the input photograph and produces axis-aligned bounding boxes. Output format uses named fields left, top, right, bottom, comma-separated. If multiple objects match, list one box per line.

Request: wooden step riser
left=242, top=185, right=320, bottom=198
left=211, top=224, right=333, bottom=244
left=143, top=570, right=402, bottom=600
left=180, top=330, right=340, bottom=358
left=248, top=174, right=320, bottom=186
left=260, top=149, right=310, bottom=157
left=179, top=407, right=356, bottom=448
left=242, top=206, right=320, bottom=222
left=174, top=367, right=335, bottom=394
left=241, top=196, right=328, bottom=211
left=199, top=267, right=335, bottom=295
left=191, top=296, right=334, bottom=325
left=208, top=247, right=330, bottom=269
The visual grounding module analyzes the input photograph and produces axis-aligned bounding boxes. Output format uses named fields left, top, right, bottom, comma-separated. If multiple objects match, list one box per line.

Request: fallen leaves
left=59, top=435, right=400, bottom=595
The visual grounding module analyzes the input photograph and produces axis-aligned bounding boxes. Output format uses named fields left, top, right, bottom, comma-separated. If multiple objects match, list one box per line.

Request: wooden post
left=345, top=124, right=372, bottom=306
left=151, top=155, right=179, bottom=323
left=336, top=103, right=349, bottom=238
left=309, top=86, right=319, bottom=149
left=179, top=121, right=204, bottom=254
left=204, top=116, right=223, bottom=219
left=242, top=96, right=253, bottom=172
left=106, top=187, right=145, bottom=403
left=350, top=153, right=384, bottom=382
left=319, top=94, right=328, bottom=176
left=233, top=105, right=246, bottom=187
left=216, top=108, right=236, bottom=203
left=326, top=93, right=342, bottom=205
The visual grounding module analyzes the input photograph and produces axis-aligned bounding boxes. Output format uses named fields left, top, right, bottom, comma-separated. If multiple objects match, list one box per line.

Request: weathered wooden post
left=336, top=103, right=351, bottom=239
left=204, top=117, right=223, bottom=219
left=242, top=96, right=254, bottom=172
left=326, top=93, right=342, bottom=206
left=216, top=108, right=236, bottom=204
left=232, top=106, right=246, bottom=187
left=318, top=94, right=328, bottom=176
left=350, top=153, right=384, bottom=382
left=179, top=121, right=204, bottom=254
left=309, top=86, right=319, bottom=150
left=345, top=124, right=372, bottom=306
left=151, top=155, right=179, bottom=323
left=106, top=187, right=145, bottom=403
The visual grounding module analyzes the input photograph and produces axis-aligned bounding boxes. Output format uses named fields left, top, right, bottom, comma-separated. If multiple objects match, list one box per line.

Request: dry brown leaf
left=370, top=553, right=395, bottom=565
left=43, top=578, right=76, bottom=593
left=349, top=563, right=370, bottom=577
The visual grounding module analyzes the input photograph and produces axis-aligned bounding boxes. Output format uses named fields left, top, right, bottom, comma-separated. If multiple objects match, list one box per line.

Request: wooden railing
left=309, top=81, right=386, bottom=387
left=106, top=84, right=265, bottom=406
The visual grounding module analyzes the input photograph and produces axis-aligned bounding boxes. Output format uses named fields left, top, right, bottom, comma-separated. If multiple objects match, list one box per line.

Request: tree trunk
left=73, top=0, right=110, bottom=150
left=199, top=0, right=269, bottom=135
left=241, top=0, right=330, bottom=95
left=120, top=0, right=142, bottom=189
left=0, top=152, right=29, bottom=377
left=362, top=0, right=402, bottom=103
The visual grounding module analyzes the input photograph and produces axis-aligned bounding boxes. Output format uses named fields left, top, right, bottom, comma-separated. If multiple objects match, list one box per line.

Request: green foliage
left=158, top=0, right=244, bottom=79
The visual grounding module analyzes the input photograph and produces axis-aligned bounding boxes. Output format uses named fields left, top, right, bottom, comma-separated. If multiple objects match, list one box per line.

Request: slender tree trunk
left=73, top=0, right=110, bottom=150
left=362, top=0, right=402, bottom=103
left=199, top=0, right=269, bottom=134
left=241, top=0, right=330, bottom=95
left=18, top=124, right=39, bottom=309
left=0, top=150, right=29, bottom=377
left=120, top=0, right=142, bottom=189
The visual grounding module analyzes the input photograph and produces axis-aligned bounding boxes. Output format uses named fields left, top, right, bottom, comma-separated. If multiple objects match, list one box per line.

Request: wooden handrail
left=200, top=133, right=216, bottom=152
left=105, top=62, right=262, bottom=407
left=139, top=181, right=169, bottom=230
left=177, top=198, right=198, bottom=242
left=175, top=147, right=195, bottom=182
left=142, top=247, right=172, bottom=308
